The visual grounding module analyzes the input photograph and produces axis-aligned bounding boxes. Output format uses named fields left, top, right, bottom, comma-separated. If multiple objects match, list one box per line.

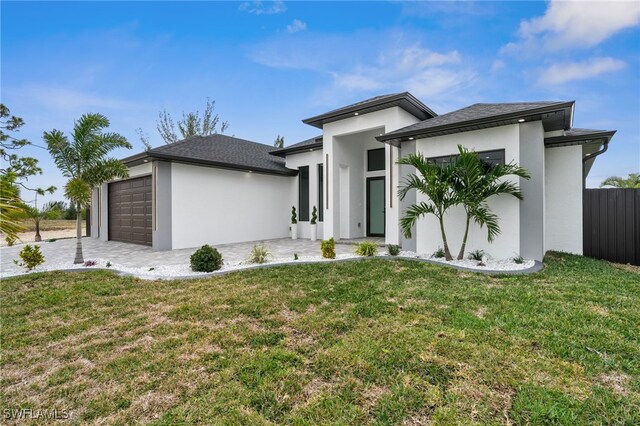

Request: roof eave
left=376, top=101, right=576, bottom=145
left=544, top=130, right=616, bottom=148
left=269, top=142, right=323, bottom=158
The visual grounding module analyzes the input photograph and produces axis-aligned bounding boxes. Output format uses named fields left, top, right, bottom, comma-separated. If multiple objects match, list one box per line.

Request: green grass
left=1, top=252, right=638, bottom=424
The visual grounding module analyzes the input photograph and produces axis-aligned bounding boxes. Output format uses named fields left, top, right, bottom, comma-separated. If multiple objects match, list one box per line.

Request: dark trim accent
left=124, top=152, right=297, bottom=177
left=545, top=130, right=616, bottom=148
left=389, top=147, right=393, bottom=208
left=318, top=163, right=324, bottom=222
left=298, top=166, right=310, bottom=222
left=427, top=149, right=506, bottom=167
left=366, top=176, right=386, bottom=237
left=303, top=92, right=437, bottom=129
left=377, top=102, right=575, bottom=145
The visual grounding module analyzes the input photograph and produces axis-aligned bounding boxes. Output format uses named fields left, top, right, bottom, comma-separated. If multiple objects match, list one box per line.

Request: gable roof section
left=544, top=128, right=616, bottom=148
left=377, top=101, right=575, bottom=146
left=302, top=92, right=437, bottom=129
left=122, top=134, right=297, bottom=176
left=269, top=135, right=323, bottom=157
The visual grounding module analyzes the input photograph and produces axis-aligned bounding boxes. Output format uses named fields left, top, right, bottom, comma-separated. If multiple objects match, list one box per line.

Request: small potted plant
left=310, top=206, right=318, bottom=241
left=291, top=206, right=298, bottom=240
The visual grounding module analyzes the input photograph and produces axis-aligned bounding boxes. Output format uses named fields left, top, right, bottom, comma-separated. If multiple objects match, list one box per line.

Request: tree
left=156, top=98, right=229, bottom=144
left=600, top=173, right=640, bottom=188
left=21, top=201, right=56, bottom=242
left=0, top=105, right=55, bottom=238
left=274, top=135, right=284, bottom=148
left=397, top=153, right=460, bottom=261
left=451, top=145, right=530, bottom=260
left=44, top=113, right=132, bottom=264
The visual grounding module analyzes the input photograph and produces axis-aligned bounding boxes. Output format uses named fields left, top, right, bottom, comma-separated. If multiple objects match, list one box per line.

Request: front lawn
left=1, top=253, right=638, bottom=424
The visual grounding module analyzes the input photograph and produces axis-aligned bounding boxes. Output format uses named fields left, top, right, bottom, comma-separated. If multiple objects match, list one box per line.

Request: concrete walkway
left=0, top=237, right=357, bottom=275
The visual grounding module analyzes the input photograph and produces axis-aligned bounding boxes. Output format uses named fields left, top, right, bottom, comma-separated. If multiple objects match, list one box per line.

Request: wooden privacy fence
left=583, top=189, right=640, bottom=266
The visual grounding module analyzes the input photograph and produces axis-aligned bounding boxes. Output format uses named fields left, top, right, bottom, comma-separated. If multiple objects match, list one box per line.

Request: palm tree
left=600, top=173, right=640, bottom=188
left=44, top=113, right=131, bottom=264
left=0, top=173, right=24, bottom=239
left=21, top=201, right=56, bottom=242
left=397, top=153, right=459, bottom=261
left=451, top=145, right=530, bottom=260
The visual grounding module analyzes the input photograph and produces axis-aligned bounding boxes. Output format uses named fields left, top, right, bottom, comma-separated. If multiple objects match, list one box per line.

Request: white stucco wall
left=322, top=106, right=420, bottom=242
left=413, top=125, right=521, bottom=259
left=545, top=145, right=583, bottom=254
left=170, top=163, right=293, bottom=250
left=285, top=150, right=325, bottom=239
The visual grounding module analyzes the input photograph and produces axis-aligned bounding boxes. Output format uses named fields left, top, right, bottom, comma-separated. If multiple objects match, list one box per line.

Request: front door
left=367, top=177, right=385, bottom=237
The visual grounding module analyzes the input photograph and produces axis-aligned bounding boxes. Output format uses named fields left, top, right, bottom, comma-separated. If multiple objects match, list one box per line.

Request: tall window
left=318, top=164, right=324, bottom=222
left=298, top=166, right=309, bottom=221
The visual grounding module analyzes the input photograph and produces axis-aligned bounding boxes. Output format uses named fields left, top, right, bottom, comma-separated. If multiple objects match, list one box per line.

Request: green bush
left=249, top=244, right=270, bottom=264
left=513, top=255, right=524, bottom=264
left=190, top=245, right=223, bottom=272
left=310, top=206, right=318, bottom=225
left=291, top=206, right=297, bottom=224
left=355, top=241, right=378, bottom=257
left=320, top=238, right=336, bottom=259
left=432, top=247, right=445, bottom=259
left=468, top=249, right=485, bottom=261
left=5, top=235, right=16, bottom=247
left=387, top=244, right=401, bottom=256
left=14, top=244, right=45, bottom=271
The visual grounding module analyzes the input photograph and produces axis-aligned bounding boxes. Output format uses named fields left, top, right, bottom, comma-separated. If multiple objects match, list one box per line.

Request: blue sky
left=2, top=1, right=639, bottom=204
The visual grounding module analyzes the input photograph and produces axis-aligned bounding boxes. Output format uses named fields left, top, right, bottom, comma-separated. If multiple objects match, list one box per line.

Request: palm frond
left=399, top=201, right=437, bottom=238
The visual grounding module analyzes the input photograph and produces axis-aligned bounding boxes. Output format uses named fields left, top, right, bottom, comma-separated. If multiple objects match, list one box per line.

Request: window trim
left=427, top=149, right=506, bottom=167
left=318, top=163, right=324, bottom=222
left=367, top=148, right=386, bottom=172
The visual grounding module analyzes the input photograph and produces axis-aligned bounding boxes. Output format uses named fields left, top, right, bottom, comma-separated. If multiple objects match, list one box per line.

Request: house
left=90, top=92, right=615, bottom=261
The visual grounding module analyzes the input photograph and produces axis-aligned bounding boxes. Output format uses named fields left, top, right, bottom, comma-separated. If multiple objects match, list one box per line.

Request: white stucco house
left=90, top=92, right=615, bottom=261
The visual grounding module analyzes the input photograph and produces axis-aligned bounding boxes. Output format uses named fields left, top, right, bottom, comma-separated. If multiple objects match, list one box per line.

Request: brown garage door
left=108, top=176, right=152, bottom=246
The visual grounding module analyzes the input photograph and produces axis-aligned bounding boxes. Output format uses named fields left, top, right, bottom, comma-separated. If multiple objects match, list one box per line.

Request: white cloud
left=491, top=59, right=505, bottom=72
left=538, top=57, right=626, bottom=85
left=506, top=0, right=640, bottom=52
left=16, top=85, right=143, bottom=112
left=286, top=19, right=307, bottom=34
left=239, top=1, right=286, bottom=16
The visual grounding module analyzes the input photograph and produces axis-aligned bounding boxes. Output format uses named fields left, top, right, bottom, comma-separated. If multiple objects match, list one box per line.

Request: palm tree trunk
left=34, top=219, right=42, bottom=242
left=73, top=203, right=84, bottom=264
left=457, top=213, right=471, bottom=260
left=437, top=215, right=453, bottom=261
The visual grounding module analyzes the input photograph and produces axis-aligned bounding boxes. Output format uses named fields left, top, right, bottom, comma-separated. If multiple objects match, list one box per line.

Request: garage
left=108, top=176, right=152, bottom=246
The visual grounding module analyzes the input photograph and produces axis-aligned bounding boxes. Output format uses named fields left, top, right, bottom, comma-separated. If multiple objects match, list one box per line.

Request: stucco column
left=398, top=141, right=417, bottom=251
left=152, top=161, right=172, bottom=251
left=99, top=183, right=109, bottom=242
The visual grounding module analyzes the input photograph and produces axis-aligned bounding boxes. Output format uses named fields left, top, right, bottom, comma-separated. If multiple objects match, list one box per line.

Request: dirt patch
left=474, top=307, right=487, bottom=319
left=587, top=305, right=609, bottom=317
left=597, top=371, right=631, bottom=396
left=612, top=263, right=640, bottom=274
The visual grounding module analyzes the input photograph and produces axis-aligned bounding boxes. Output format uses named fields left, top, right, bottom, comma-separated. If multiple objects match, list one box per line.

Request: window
left=298, top=166, right=309, bottom=221
left=318, top=164, right=324, bottom=222
left=367, top=148, right=385, bottom=171
left=428, top=149, right=505, bottom=168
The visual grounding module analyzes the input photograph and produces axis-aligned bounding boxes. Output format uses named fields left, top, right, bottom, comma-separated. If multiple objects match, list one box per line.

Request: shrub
left=294, top=253, right=299, bottom=261
left=83, top=260, right=96, bottom=267
left=14, top=244, right=45, bottom=271
left=432, top=247, right=445, bottom=259
left=291, top=206, right=297, bottom=224
left=355, top=241, right=378, bottom=257
left=513, top=255, right=524, bottom=264
left=387, top=244, right=401, bottom=256
left=249, top=244, right=270, bottom=264
left=5, top=235, right=16, bottom=246
left=310, top=206, right=318, bottom=225
left=106, top=261, right=112, bottom=268
left=190, top=245, right=223, bottom=272
left=320, top=238, right=336, bottom=259
left=468, top=249, right=485, bottom=261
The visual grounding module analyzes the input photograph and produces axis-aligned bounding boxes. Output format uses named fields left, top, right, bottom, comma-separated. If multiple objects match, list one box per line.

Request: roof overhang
left=544, top=130, right=616, bottom=148
left=302, top=92, right=437, bottom=129
left=269, top=138, right=323, bottom=158
left=377, top=102, right=575, bottom=147
left=120, top=152, right=298, bottom=176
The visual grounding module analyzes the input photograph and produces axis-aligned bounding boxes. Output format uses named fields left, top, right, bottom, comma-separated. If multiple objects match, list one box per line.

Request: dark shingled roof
left=123, top=134, right=297, bottom=176
left=378, top=101, right=575, bottom=143
left=303, top=92, right=437, bottom=129
left=269, top=135, right=323, bottom=157
left=545, top=128, right=616, bottom=147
